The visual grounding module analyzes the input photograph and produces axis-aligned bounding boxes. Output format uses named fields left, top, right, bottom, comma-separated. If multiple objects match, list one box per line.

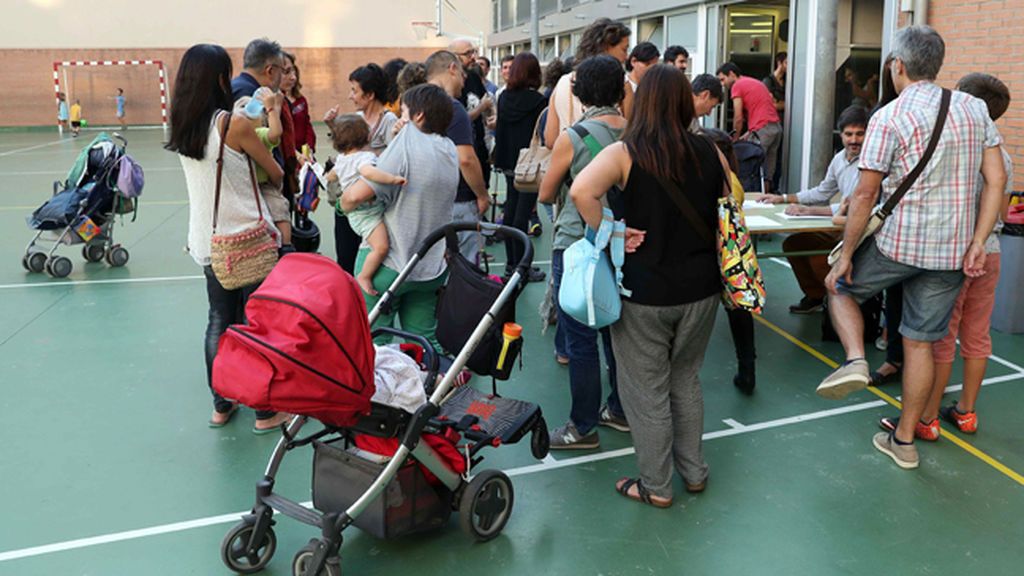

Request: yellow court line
left=754, top=314, right=1024, bottom=486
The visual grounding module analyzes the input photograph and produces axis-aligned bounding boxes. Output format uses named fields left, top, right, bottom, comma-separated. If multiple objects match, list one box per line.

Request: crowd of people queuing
left=167, top=19, right=1012, bottom=502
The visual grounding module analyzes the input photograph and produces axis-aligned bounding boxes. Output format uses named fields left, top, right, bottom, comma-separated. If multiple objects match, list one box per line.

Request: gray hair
left=890, top=25, right=944, bottom=81
left=243, top=38, right=283, bottom=70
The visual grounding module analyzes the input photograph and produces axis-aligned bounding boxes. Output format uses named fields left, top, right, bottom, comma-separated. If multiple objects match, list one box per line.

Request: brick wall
left=929, top=0, right=1024, bottom=187
left=1, top=47, right=438, bottom=130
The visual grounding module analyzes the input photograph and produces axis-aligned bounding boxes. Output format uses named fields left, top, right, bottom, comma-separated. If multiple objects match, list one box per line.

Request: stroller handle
left=417, top=222, right=534, bottom=272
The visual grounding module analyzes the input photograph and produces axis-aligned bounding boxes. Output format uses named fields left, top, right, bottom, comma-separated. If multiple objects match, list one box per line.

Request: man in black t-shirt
left=449, top=39, right=493, bottom=192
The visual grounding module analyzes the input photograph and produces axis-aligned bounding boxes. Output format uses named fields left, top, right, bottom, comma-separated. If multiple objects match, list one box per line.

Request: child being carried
left=234, top=88, right=291, bottom=245
left=325, top=114, right=406, bottom=295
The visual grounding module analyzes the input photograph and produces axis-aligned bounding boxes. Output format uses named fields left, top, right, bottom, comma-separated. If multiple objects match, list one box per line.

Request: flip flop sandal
left=615, top=477, right=672, bottom=509
left=208, top=403, right=238, bottom=428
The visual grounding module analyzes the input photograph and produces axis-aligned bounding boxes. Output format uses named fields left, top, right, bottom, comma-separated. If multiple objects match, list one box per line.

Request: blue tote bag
left=558, top=207, right=631, bottom=328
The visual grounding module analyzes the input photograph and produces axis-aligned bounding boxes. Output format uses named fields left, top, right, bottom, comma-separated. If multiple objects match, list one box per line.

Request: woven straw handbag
left=210, top=112, right=278, bottom=290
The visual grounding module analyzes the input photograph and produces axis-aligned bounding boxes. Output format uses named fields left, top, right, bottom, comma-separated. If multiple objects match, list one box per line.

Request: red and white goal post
left=53, top=59, right=168, bottom=133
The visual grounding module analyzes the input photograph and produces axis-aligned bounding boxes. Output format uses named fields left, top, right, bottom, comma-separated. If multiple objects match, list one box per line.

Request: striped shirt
left=860, top=82, right=1002, bottom=270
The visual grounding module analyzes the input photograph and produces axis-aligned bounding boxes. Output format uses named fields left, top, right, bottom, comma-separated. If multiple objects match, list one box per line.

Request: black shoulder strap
left=657, top=174, right=716, bottom=246
left=878, top=88, right=952, bottom=218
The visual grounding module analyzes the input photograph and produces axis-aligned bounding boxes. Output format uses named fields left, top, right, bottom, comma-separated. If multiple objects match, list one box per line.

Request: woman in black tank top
left=570, top=65, right=730, bottom=507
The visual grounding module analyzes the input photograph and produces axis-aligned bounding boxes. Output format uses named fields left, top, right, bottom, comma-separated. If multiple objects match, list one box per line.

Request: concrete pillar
left=786, top=0, right=839, bottom=192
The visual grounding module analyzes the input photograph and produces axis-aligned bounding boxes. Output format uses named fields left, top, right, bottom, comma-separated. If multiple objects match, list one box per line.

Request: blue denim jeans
left=204, top=266, right=274, bottom=418
left=552, top=249, right=624, bottom=434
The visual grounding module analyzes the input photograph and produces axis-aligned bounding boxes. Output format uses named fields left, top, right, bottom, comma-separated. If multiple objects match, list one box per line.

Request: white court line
left=722, top=418, right=747, bottom=430
left=0, top=264, right=553, bottom=291
left=0, top=167, right=182, bottom=177
left=0, top=275, right=203, bottom=291
left=0, top=140, right=65, bottom=158
left=12, top=378, right=1024, bottom=564
left=769, top=257, right=792, bottom=269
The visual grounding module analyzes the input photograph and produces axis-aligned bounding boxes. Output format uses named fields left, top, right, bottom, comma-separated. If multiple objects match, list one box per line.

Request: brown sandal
left=615, top=477, right=672, bottom=508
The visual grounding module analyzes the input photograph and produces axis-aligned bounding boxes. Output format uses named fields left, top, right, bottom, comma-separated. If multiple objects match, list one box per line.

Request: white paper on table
left=777, top=212, right=833, bottom=220
left=742, top=200, right=773, bottom=210
left=743, top=215, right=783, bottom=228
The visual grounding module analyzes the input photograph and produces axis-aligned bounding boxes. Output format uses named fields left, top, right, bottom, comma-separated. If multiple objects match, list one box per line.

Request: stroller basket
left=312, top=439, right=452, bottom=539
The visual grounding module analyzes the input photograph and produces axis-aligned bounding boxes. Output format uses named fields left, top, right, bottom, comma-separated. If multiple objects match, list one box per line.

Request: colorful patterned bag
left=717, top=196, right=765, bottom=313
left=658, top=169, right=766, bottom=315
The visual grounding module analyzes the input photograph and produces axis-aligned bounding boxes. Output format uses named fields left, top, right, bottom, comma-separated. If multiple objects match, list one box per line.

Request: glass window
left=638, top=17, right=664, bottom=52
left=666, top=11, right=698, bottom=54
left=541, top=37, right=556, bottom=62
left=501, top=0, right=515, bottom=30
left=492, top=0, right=500, bottom=33
left=540, top=0, right=558, bottom=17
left=558, top=35, right=572, bottom=60
left=562, top=0, right=581, bottom=10
left=516, top=0, right=529, bottom=25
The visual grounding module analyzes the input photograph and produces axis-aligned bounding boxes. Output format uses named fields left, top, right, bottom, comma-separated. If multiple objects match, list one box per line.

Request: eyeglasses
left=458, top=48, right=478, bottom=57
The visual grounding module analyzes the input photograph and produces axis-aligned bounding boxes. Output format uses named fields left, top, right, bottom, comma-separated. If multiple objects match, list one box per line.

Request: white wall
left=4, top=0, right=490, bottom=48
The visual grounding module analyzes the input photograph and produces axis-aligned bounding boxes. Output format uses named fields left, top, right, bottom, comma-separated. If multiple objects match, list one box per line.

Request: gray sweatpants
left=610, top=295, right=718, bottom=499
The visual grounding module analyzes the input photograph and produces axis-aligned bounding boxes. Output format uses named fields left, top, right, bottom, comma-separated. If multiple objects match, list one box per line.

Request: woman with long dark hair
left=571, top=65, right=731, bottom=507
left=281, top=51, right=315, bottom=154
left=166, top=44, right=290, bottom=432
left=494, top=53, right=547, bottom=281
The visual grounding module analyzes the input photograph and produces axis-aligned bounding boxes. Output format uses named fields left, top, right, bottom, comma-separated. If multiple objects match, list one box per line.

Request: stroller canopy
left=213, top=253, right=376, bottom=427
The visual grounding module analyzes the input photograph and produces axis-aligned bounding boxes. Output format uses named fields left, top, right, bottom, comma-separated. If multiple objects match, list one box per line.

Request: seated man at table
left=749, top=105, right=868, bottom=313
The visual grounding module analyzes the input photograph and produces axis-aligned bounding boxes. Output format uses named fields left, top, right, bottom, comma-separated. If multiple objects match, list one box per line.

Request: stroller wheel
left=25, top=252, right=47, bottom=274
left=83, top=243, right=106, bottom=263
left=220, top=521, right=277, bottom=574
left=105, top=246, right=129, bottom=267
left=46, top=256, right=73, bottom=278
left=292, top=539, right=341, bottom=576
left=459, top=470, right=514, bottom=542
left=530, top=419, right=550, bottom=460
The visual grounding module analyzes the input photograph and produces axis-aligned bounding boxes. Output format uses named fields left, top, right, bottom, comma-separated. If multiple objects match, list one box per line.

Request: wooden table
left=742, top=203, right=842, bottom=258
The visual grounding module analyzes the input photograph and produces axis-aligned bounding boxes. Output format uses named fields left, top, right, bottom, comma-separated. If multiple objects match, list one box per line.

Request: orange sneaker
left=940, top=405, right=977, bottom=434
left=879, top=416, right=940, bottom=442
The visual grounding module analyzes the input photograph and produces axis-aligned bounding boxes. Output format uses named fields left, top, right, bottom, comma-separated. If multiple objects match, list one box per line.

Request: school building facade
left=487, top=0, right=1022, bottom=194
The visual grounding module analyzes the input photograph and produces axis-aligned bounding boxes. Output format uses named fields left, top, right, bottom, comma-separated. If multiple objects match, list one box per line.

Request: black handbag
left=435, top=231, right=517, bottom=378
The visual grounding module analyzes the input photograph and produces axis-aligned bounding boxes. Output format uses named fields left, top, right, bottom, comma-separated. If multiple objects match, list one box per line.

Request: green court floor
left=1, top=128, right=1022, bottom=575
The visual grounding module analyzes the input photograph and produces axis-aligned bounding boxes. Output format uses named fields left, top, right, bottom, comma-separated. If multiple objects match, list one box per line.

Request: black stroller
left=734, top=137, right=767, bottom=194
left=22, top=132, right=141, bottom=278
left=216, top=223, right=549, bottom=576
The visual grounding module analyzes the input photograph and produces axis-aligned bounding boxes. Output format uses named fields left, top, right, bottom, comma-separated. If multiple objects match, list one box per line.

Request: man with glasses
left=232, top=37, right=285, bottom=101
left=231, top=37, right=299, bottom=255
left=449, top=39, right=492, bottom=209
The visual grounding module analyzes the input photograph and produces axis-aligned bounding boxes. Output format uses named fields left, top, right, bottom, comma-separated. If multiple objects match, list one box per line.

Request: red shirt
left=287, top=95, right=317, bottom=153
left=730, top=76, right=779, bottom=133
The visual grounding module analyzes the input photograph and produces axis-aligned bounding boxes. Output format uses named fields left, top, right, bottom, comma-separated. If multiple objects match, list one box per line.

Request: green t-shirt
left=552, top=119, right=624, bottom=251
left=254, top=127, right=278, bottom=184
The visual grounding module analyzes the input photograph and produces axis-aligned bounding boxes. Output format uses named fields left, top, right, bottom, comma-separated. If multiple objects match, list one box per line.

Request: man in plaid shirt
left=815, top=26, right=1007, bottom=470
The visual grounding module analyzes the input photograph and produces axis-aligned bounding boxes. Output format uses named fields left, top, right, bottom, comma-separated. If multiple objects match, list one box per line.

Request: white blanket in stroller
left=371, top=345, right=428, bottom=414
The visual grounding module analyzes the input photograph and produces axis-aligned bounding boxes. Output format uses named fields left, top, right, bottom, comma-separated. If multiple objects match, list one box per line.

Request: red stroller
left=213, top=223, right=548, bottom=576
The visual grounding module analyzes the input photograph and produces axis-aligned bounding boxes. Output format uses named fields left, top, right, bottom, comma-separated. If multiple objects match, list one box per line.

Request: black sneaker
left=789, top=297, right=824, bottom=314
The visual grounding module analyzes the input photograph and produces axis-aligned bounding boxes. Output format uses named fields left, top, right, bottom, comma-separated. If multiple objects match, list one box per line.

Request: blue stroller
left=23, top=133, right=143, bottom=278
